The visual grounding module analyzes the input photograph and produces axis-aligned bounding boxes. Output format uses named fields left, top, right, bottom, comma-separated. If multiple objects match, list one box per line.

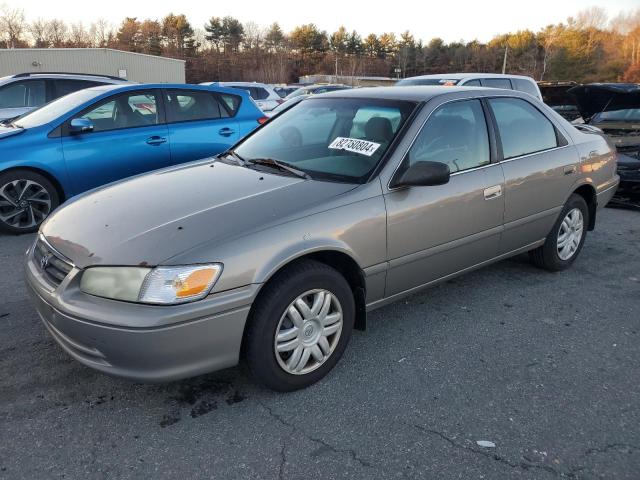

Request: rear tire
left=0, top=170, right=59, bottom=235
left=529, top=194, right=589, bottom=271
left=244, top=260, right=355, bottom=392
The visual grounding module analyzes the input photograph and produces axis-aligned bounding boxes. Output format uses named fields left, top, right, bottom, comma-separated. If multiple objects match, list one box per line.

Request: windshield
left=13, top=88, right=105, bottom=129
left=592, top=108, right=640, bottom=123
left=233, top=97, right=416, bottom=183
left=396, top=78, right=460, bottom=86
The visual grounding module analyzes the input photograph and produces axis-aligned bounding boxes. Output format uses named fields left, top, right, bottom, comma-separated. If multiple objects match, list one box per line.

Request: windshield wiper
left=247, top=158, right=310, bottom=179
left=218, top=150, right=247, bottom=166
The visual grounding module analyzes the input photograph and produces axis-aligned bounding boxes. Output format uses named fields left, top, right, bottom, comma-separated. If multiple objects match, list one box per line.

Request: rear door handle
left=564, top=165, right=577, bottom=175
left=484, top=185, right=502, bottom=200
left=218, top=127, right=235, bottom=137
left=146, top=136, right=167, bottom=145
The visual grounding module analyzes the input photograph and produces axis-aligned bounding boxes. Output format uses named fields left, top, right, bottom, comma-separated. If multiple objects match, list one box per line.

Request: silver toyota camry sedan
left=25, top=86, right=619, bottom=391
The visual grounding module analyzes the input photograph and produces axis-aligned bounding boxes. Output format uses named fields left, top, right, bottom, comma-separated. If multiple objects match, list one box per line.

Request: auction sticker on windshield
left=328, top=137, right=381, bottom=157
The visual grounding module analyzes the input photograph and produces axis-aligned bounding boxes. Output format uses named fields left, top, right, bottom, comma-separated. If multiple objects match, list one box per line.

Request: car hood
left=41, top=160, right=357, bottom=269
left=568, top=83, right=640, bottom=122
left=0, top=125, right=25, bottom=139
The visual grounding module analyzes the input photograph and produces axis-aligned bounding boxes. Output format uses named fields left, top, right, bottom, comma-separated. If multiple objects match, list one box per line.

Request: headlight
left=80, top=264, right=223, bottom=305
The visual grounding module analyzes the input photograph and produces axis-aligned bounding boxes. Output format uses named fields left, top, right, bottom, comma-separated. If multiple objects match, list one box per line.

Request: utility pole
left=502, top=45, right=508, bottom=74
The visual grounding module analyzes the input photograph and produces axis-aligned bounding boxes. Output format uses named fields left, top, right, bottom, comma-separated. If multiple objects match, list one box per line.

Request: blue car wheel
left=0, top=170, right=59, bottom=234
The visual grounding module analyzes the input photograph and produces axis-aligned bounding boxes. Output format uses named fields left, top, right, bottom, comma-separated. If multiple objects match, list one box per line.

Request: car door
left=62, top=89, right=171, bottom=194
left=383, top=98, right=505, bottom=296
left=0, top=79, right=47, bottom=120
left=486, top=97, right=577, bottom=253
left=164, top=89, right=240, bottom=164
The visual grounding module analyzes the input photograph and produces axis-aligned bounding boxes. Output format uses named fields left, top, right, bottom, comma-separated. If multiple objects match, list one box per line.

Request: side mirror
left=391, top=161, right=450, bottom=188
left=69, top=118, right=94, bottom=134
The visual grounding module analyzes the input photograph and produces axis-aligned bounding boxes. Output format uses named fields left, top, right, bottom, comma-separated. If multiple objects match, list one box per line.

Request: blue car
left=0, top=83, right=265, bottom=233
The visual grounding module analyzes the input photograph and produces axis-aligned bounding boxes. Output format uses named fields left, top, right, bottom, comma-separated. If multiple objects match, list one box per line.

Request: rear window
left=488, top=97, right=558, bottom=159
left=53, top=79, right=103, bottom=99
left=482, top=78, right=512, bottom=89
left=512, top=78, right=540, bottom=99
left=219, top=93, right=241, bottom=116
left=165, top=90, right=227, bottom=122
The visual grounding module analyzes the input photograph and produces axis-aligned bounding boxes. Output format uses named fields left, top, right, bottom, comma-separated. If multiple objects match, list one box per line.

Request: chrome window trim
left=386, top=94, right=572, bottom=191
left=386, top=95, right=494, bottom=191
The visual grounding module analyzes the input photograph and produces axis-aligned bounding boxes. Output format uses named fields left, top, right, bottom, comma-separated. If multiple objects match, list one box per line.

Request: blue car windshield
left=14, top=88, right=105, bottom=129
left=233, top=97, right=416, bottom=183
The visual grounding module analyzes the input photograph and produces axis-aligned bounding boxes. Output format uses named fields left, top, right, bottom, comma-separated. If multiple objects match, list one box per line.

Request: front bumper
left=25, top=245, right=257, bottom=382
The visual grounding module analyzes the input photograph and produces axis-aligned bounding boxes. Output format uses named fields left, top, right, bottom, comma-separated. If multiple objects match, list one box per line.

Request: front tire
left=244, top=260, right=355, bottom=391
left=529, top=193, right=589, bottom=271
left=0, top=170, right=59, bottom=234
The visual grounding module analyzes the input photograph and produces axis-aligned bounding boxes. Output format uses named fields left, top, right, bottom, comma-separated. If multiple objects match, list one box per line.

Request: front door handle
left=484, top=185, right=502, bottom=200
left=146, top=136, right=167, bottom=145
left=218, top=127, right=235, bottom=137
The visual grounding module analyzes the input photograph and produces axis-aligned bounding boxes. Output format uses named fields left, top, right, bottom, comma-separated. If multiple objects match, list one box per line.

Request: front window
left=233, top=97, right=416, bottom=183
left=593, top=109, right=640, bottom=123
left=78, top=91, right=159, bottom=132
left=406, top=99, right=490, bottom=173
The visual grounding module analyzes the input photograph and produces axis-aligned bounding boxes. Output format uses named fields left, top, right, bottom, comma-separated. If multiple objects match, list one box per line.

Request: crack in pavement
left=259, top=402, right=372, bottom=470
left=584, top=443, right=639, bottom=456
left=277, top=438, right=287, bottom=480
left=403, top=421, right=564, bottom=478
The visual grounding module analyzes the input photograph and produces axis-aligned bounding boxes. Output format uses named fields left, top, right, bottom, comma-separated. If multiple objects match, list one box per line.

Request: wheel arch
left=571, top=183, right=597, bottom=230
left=0, top=165, right=67, bottom=203
left=252, top=248, right=368, bottom=332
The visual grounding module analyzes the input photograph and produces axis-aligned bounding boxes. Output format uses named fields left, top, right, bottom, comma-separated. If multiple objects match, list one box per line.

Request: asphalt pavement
left=1, top=207, right=639, bottom=479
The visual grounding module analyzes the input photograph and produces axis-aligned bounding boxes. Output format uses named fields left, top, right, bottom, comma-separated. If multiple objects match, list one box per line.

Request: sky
left=5, top=0, right=639, bottom=43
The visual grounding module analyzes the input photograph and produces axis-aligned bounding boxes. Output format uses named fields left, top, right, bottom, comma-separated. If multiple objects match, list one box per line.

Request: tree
left=0, top=5, right=26, bottom=48
left=116, top=17, right=141, bottom=51
left=162, top=13, right=197, bottom=56
left=204, top=17, right=224, bottom=52
left=45, top=19, right=67, bottom=47
left=378, top=32, right=397, bottom=59
left=221, top=16, right=243, bottom=53
left=290, top=23, right=327, bottom=58
left=139, top=19, right=162, bottom=55
left=363, top=33, right=380, bottom=58
left=30, top=18, right=48, bottom=47
left=264, top=22, right=285, bottom=52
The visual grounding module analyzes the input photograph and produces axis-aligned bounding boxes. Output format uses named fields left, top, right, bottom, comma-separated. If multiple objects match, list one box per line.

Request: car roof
left=402, top=73, right=535, bottom=81
left=218, top=81, right=270, bottom=87
left=80, top=83, right=250, bottom=95
left=0, top=73, right=129, bottom=84
left=316, top=85, right=511, bottom=102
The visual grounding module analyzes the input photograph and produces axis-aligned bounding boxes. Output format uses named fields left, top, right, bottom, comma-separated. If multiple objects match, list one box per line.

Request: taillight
left=257, top=117, right=269, bottom=125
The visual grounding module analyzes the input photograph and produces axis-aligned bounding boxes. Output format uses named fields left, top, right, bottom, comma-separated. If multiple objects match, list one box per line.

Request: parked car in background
left=274, top=85, right=302, bottom=98
left=204, top=82, right=283, bottom=111
left=26, top=86, right=618, bottom=391
left=285, top=84, right=352, bottom=99
left=265, top=94, right=308, bottom=117
left=396, top=73, right=542, bottom=101
left=0, top=83, right=265, bottom=233
left=538, top=81, right=581, bottom=121
left=569, top=82, right=640, bottom=208
left=0, top=72, right=130, bottom=122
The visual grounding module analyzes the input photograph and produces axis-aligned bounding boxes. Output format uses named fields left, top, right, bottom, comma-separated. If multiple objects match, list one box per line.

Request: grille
left=33, top=237, right=73, bottom=286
